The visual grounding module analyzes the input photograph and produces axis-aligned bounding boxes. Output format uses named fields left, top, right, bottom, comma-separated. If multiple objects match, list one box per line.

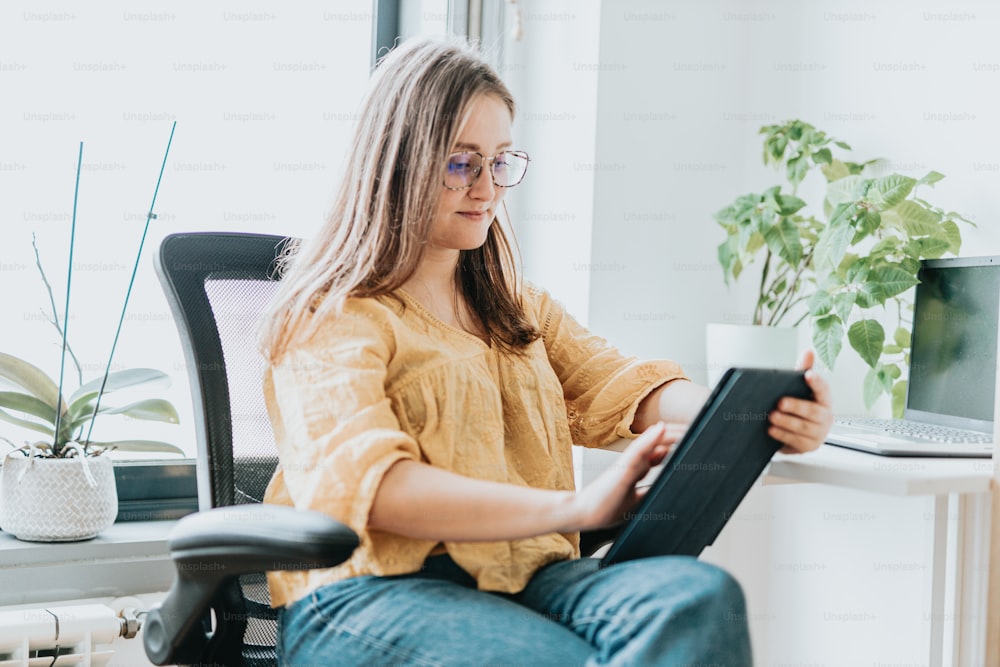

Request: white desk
left=766, top=444, right=994, bottom=667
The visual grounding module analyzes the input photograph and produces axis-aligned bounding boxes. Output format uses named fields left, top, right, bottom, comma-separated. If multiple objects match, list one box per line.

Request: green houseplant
left=0, top=131, right=181, bottom=541
left=0, top=239, right=183, bottom=541
left=0, top=238, right=183, bottom=459
left=714, top=120, right=972, bottom=416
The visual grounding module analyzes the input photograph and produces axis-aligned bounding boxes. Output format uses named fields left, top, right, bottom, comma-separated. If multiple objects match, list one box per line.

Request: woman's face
left=428, top=95, right=513, bottom=254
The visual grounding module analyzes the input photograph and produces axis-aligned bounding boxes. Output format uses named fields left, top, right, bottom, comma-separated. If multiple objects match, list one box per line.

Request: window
left=0, top=0, right=504, bottom=518
left=0, top=0, right=374, bottom=464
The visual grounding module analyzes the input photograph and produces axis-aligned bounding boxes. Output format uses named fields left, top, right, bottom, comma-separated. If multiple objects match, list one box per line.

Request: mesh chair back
left=155, top=232, right=294, bottom=667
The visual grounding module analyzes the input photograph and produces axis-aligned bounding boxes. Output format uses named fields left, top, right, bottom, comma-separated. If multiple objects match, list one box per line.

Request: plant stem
left=31, top=233, right=84, bottom=387
left=84, top=121, right=176, bottom=446
left=755, top=250, right=772, bottom=325
left=767, top=250, right=813, bottom=326
left=53, top=142, right=84, bottom=457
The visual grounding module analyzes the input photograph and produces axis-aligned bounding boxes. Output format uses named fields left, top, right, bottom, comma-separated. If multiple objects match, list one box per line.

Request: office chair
left=142, top=232, right=359, bottom=667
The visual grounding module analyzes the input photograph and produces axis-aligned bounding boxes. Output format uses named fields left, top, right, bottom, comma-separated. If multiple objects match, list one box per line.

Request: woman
left=259, top=36, right=832, bottom=666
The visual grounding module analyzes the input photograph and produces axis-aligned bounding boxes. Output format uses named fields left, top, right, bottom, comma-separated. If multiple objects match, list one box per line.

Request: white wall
left=501, top=1, right=603, bottom=323
left=508, top=0, right=999, bottom=664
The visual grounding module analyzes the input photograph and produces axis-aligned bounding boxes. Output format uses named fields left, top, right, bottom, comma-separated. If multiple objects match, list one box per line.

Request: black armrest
left=143, top=504, right=358, bottom=666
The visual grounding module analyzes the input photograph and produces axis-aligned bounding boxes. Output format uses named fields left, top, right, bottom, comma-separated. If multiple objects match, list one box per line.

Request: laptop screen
left=907, top=257, right=1000, bottom=427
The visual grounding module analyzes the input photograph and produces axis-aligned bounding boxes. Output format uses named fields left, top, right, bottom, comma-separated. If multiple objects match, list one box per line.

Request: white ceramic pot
left=0, top=453, right=118, bottom=542
left=705, top=323, right=801, bottom=387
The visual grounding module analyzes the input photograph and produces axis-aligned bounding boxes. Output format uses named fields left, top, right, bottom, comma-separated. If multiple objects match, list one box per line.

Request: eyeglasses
left=443, top=150, right=530, bottom=190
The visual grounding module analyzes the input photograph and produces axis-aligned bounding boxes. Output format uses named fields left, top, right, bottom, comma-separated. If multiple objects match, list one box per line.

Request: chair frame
left=143, top=232, right=358, bottom=667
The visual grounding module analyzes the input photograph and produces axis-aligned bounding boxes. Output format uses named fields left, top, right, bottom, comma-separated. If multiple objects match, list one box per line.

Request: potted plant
left=714, top=120, right=971, bottom=416
left=0, top=240, right=183, bottom=541
left=0, top=356, right=183, bottom=541
left=0, top=130, right=181, bottom=541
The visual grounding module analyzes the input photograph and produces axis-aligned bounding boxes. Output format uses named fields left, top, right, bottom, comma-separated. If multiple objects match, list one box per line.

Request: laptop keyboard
left=836, top=417, right=992, bottom=444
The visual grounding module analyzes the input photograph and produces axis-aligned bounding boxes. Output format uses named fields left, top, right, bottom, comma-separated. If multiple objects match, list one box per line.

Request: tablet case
left=601, top=367, right=812, bottom=566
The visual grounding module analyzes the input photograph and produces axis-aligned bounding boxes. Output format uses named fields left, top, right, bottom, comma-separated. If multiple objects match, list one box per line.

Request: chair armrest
left=168, top=503, right=358, bottom=573
left=143, top=504, right=358, bottom=666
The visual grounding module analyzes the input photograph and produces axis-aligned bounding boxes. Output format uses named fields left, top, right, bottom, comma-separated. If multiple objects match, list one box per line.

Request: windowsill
left=0, top=520, right=176, bottom=606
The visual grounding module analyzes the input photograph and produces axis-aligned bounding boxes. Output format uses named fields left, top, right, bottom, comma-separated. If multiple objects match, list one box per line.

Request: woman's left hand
left=768, top=349, right=833, bottom=454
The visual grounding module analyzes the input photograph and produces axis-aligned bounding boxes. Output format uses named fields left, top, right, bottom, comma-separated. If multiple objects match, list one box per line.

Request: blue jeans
left=277, top=554, right=752, bottom=666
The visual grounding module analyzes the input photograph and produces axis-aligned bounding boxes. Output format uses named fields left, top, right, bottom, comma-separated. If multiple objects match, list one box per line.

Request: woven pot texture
left=0, top=453, right=118, bottom=542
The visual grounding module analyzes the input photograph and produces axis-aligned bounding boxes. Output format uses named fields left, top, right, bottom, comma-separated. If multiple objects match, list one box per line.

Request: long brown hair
left=260, top=37, right=538, bottom=362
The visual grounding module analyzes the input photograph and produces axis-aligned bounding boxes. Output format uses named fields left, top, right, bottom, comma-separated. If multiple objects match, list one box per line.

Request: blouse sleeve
left=265, top=302, right=421, bottom=537
left=532, top=287, right=688, bottom=447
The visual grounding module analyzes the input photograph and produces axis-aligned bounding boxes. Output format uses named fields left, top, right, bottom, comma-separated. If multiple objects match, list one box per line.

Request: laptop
left=825, top=255, right=999, bottom=458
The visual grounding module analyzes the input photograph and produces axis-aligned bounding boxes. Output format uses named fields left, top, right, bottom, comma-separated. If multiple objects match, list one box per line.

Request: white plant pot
left=0, top=453, right=118, bottom=542
left=705, top=323, right=801, bottom=387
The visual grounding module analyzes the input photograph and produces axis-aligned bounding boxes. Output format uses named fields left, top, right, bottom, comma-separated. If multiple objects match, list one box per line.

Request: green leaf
left=905, top=237, right=951, bottom=260
left=772, top=277, right=788, bottom=296
left=868, top=174, right=916, bottom=209
left=0, top=352, right=61, bottom=414
left=774, top=194, right=807, bottom=216
left=855, top=282, right=885, bottom=308
left=764, top=217, right=804, bottom=265
left=821, top=159, right=852, bottom=182
left=718, top=238, right=737, bottom=280
left=883, top=344, right=903, bottom=354
left=868, top=237, right=901, bottom=260
left=917, top=171, right=945, bottom=186
left=744, top=231, right=765, bottom=255
left=945, top=210, right=976, bottom=227
left=0, top=391, right=57, bottom=425
left=787, top=155, right=809, bottom=185
left=849, top=319, right=885, bottom=367
left=834, top=140, right=852, bottom=150
left=809, top=290, right=833, bottom=316
left=770, top=134, right=788, bottom=161
left=833, top=291, right=857, bottom=322
left=812, top=148, right=833, bottom=165
left=863, top=367, right=887, bottom=409
left=891, top=200, right=943, bottom=236
left=812, top=314, right=845, bottom=369
left=94, top=398, right=180, bottom=424
left=814, top=219, right=854, bottom=274
left=855, top=210, right=882, bottom=239
left=826, top=175, right=864, bottom=206
left=844, top=256, right=869, bottom=283
left=87, top=439, right=186, bottom=456
left=900, top=257, right=921, bottom=274
left=894, top=327, right=911, bottom=348
left=845, top=160, right=868, bottom=175
left=871, top=265, right=920, bottom=298
left=0, top=407, right=56, bottom=436
left=891, top=380, right=908, bottom=418
left=68, top=368, right=171, bottom=408
left=939, top=219, right=962, bottom=254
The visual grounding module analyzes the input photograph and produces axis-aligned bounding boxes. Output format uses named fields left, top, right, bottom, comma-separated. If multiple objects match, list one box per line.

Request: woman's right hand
left=566, top=422, right=684, bottom=533
left=369, top=422, right=684, bottom=543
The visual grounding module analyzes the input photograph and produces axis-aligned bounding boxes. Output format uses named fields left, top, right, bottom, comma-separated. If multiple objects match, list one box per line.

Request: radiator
left=0, top=604, right=134, bottom=667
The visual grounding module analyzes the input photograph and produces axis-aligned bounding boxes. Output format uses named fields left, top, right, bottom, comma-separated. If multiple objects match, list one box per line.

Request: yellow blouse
left=263, top=285, right=686, bottom=607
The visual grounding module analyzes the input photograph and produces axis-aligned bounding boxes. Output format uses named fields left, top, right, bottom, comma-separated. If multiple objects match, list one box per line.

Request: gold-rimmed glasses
left=443, top=150, right=530, bottom=190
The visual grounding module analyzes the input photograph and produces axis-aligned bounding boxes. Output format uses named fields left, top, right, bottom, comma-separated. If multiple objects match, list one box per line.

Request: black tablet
left=600, top=367, right=812, bottom=566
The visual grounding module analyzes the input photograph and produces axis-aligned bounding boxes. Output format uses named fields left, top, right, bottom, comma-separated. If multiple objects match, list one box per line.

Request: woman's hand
left=369, top=422, right=683, bottom=542
left=768, top=349, right=833, bottom=454
left=566, top=422, right=684, bottom=532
